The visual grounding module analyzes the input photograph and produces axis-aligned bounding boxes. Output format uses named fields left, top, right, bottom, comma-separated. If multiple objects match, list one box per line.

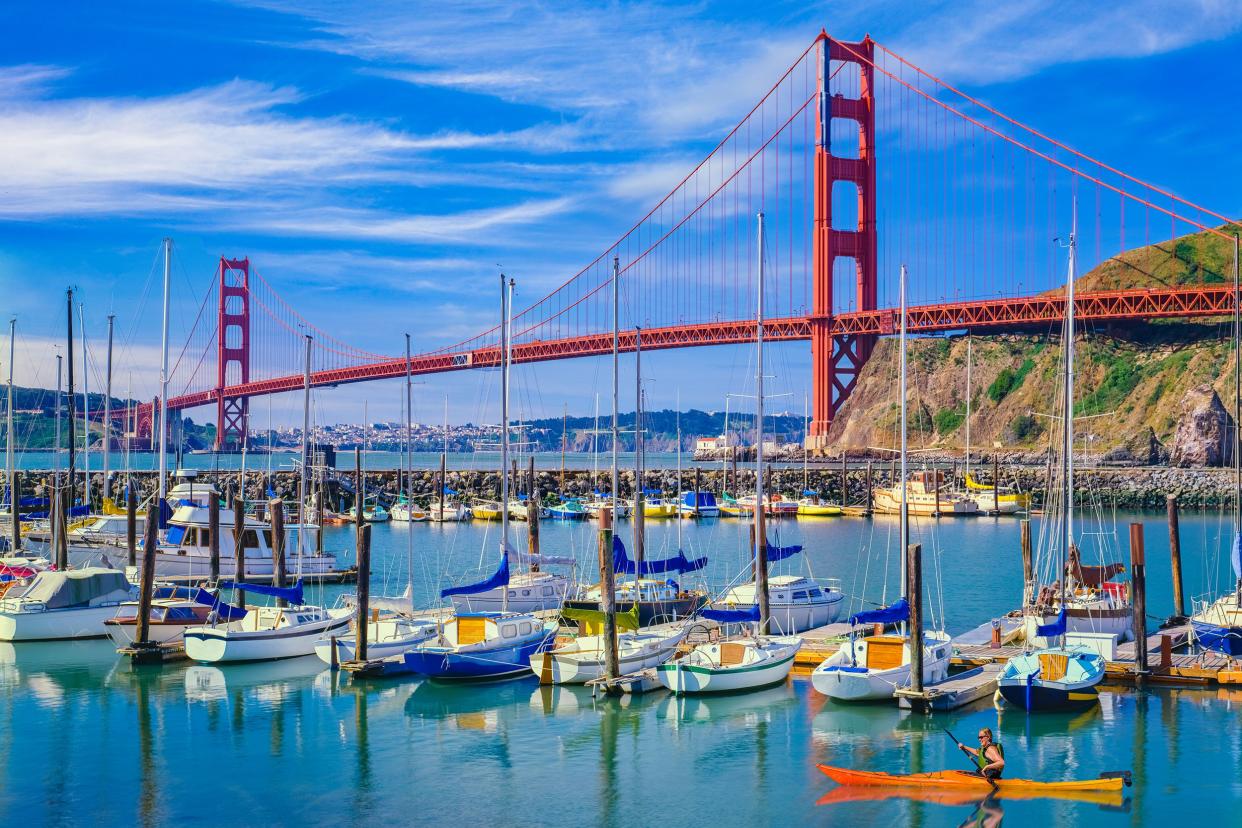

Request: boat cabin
left=164, top=505, right=325, bottom=560
left=1, top=569, right=133, bottom=611
left=444, top=613, right=542, bottom=648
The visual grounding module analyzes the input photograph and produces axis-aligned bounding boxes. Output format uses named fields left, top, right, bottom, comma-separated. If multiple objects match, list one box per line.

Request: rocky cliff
left=825, top=224, right=1242, bottom=465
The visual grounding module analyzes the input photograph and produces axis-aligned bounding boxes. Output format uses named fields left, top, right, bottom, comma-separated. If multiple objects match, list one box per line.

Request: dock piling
left=135, top=502, right=159, bottom=647
left=597, top=507, right=619, bottom=680
left=126, top=485, right=137, bottom=569
left=907, top=542, right=923, bottom=693
left=208, top=495, right=220, bottom=581
left=354, top=522, right=371, bottom=663
left=1130, top=522, right=1149, bottom=682
left=270, top=498, right=287, bottom=606
left=1020, top=519, right=1033, bottom=606
left=1166, top=495, right=1186, bottom=622
left=233, top=495, right=246, bottom=605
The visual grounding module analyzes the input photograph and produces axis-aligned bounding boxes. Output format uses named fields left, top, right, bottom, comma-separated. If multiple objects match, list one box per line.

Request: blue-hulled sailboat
left=402, top=276, right=558, bottom=680
left=998, top=220, right=1105, bottom=711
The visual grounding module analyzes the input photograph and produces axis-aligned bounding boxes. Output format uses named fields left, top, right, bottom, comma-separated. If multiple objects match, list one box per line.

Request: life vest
left=974, top=742, right=1004, bottom=771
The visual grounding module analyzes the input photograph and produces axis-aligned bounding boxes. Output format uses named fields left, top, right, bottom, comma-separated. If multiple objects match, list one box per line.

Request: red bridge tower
left=216, top=257, right=251, bottom=450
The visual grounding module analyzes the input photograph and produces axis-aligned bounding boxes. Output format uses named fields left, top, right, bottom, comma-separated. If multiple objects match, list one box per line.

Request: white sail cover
left=19, top=569, right=132, bottom=608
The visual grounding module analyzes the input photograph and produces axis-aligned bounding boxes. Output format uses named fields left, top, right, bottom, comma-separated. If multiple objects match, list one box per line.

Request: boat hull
left=1191, top=620, right=1242, bottom=656
left=997, top=648, right=1105, bottom=711
left=530, top=634, right=684, bottom=684
left=184, top=612, right=352, bottom=663
left=313, top=628, right=435, bottom=665
left=404, top=627, right=555, bottom=680
left=657, top=643, right=800, bottom=694
left=815, top=765, right=1124, bottom=794
left=811, top=633, right=952, bottom=702
left=0, top=604, right=120, bottom=641
left=104, top=620, right=196, bottom=647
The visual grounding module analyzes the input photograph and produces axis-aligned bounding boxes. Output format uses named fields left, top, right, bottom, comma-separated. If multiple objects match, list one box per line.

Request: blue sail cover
left=219, top=578, right=304, bottom=605
left=194, top=588, right=248, bottom=621
left=612, top=536, right=707, bottom=576
left=441, top=554, right=510, bottom=599
left=26, top=504, right=90, bottom=519
left=19, top=496, right=49, bottom=508
left=158, top=498, right=173, bottom=529
left=1232, top=532, right=1242, bottom=581
left=166, top=525, right=186, bottom=546
left=1036, top=608, right=1067, bottom=638
left=849, top=597, right=910, bottom=626
left=702, top=604, right=761, bottom=623
left=764, top=542, right=803, bottom=563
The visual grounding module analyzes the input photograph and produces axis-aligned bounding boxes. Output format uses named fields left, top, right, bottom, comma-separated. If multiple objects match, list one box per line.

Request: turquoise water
left=1, top=511, right=1239, bottom=826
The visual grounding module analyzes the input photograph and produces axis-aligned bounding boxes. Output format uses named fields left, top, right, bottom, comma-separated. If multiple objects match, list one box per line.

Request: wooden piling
left=135, top=503, right=159, bottom=647
left=1130, top=522, right=1148, bottom=682
left=355, top=522, right=372, bottom=663
left=992, top=454, right=1000, bottom=516
left=127, top=485, right=138, bottom=569
left=1020, top=519, right=1033, bottom=606
left=597, top=508, right=619, bottom=680
left=270, top=498, right=287, bottom=607
left=907, top=542, right=924, bottom=693
left=55, top=487, right=68, bottom=571
left=1167, top=495, right=1186, bottom=620
left=208, top=495, right=220, bottom=581
left=233, top=495, right=246, bottom=605
left=865, top=461, right=873, bottom=514
left=840, top=451, right=847, bottom=508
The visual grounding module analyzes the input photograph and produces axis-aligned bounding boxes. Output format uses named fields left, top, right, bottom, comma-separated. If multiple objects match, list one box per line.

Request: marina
left=2, top=9, right=1241, bottom=827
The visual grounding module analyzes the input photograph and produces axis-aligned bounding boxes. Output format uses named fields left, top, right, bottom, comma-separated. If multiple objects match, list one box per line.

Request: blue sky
left=1, top=1, right=1240, bottom=429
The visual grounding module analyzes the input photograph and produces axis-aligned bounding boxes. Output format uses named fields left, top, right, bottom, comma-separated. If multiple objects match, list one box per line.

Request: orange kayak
left=816, top=765, right=1127, bottom=794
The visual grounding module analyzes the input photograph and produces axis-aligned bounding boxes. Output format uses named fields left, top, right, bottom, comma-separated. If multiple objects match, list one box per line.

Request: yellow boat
left=965, top=473, right=1032, bottom=513
left=641, top=498, right=679, bottom=518
left=471, top=501, right=502, bottom=521
left=797, top=499, right=842, bottom=517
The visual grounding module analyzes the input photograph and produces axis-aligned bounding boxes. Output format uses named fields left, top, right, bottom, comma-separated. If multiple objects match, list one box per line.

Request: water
left=1, top=511, right=1239, bottom=826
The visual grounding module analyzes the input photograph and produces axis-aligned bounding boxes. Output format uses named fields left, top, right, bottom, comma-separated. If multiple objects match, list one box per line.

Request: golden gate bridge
left=129, top=32, right=1238, bottom=450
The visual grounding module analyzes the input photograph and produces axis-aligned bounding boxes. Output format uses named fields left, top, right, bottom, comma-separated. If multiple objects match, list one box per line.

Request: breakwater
left=20, top=463, right=1237, bottom=509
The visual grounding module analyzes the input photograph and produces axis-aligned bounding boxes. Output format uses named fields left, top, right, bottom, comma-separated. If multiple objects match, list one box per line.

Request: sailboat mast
left=6, top=319, right=16, bottom=550
left=676, top=392, right=682, bottom=549
left=53, top=355, right=62, bottom=566
left=300, top=335, right=311, bottom=559
left=405, top=333, right=414, bottom=602
left=1060, top=216, right=1078, bottom=642
left=80, top=304, right=90, bottom=513
left=560, top=404, right=567, bottom=496
left=802, top=394, right=809, bottom=494
left=899, top=264, right=909, bottom=636
left=611, top=257, right=620, bottom=518
left=755, top=212, right=770, bottom=634
left=65, top=289, right=75, bottom=516
left=103, top=315, right=113, bottom=504
left=157, top=239, right=171, bottom=515
left=634, top=328, right=644, bottom=572
left=592, top=393, right=599, bottom=491
left=500, top=275, right=512, bottom=580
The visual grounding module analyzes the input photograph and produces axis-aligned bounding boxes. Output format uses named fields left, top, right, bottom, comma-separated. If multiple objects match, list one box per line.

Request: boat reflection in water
left=405, top=675, right=532, bottom=734
left=183, top=656, right=327, bottom=704
left=655, top=683, right=796, bottom=729
left=0, top=639, right=119, bottom=708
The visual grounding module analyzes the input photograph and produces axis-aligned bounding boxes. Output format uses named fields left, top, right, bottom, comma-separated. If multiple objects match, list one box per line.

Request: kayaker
left=958, top=728, right=1005, bottom=780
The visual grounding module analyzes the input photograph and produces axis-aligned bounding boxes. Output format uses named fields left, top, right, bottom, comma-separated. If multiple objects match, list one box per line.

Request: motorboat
left=0, top=568, right=135, bottom=641
left=448, top=569, right=573, bottom=615
left=583, top=498, right=631, bottom=519
left=717, top=574, right=844, bottom=634
left=997, top=644, right=1105, bottom=711
left=678, top=491, right=720, bottom=519
left=429, top=501, right=471, bottom=522
left=547, top=499, right=589, bottom=521
left=565, top=577, right=707, bottom=627
left=796, top=498, right=842, bottom=517
left=1191, top=591, right=1242, bottom=656
left=872, top=471, right=980, bottom=516
left=125, top=503, right=343, bottom=580
left=471, top=501, right=502, bottom=521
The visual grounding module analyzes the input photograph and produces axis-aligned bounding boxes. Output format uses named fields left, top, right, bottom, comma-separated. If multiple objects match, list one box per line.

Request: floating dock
left=895, top=663, right=1003, bottom=711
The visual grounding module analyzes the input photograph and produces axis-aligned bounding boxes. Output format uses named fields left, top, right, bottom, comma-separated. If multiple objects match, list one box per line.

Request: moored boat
left=403, top=611, right=557, bottom=679
left=997, top=643, right=1105, bottom=711
left=658, top=631, right=802, bottom=694
left=104, top=585, right=211, bottom=646
left=0, top=568, right=136, bottom=641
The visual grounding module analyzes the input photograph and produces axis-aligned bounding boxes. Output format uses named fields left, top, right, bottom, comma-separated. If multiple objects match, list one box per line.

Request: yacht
left=0, top=568, right=135, bottom=641
left=717, top=575, right=844, bottom=634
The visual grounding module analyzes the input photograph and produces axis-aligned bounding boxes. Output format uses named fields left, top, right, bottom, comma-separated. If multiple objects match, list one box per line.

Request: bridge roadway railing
left=165, top=283, right=1237, bottom=412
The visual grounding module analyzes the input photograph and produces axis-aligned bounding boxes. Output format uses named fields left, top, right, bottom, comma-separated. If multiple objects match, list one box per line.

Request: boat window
left=114, top=605, right=139, bottom=620
left=501, top=624, right=517, bottom=638
left=541, top=587, right=554, bottom=596
left=164, top=606, right=200, bottom=621
left=522, top=590, right=531, bottom=597
left=241, top=529, right=260, bottom=550
left=198, top=528, right=211, bottom=548
left=261, top=530, right=273, bottom=549
left=519, top=622, right=532, bottom=635
left=181, top=528, right=197, bottom=547
left=808, top=588, right=823, bottom=598
left=792, top=591, right=809, bottom=600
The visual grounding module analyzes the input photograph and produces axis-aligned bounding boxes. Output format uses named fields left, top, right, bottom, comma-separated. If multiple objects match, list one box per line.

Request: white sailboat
left=0, top=568, right=135, bottom=641
left=812, top=265, right=952, bottom=701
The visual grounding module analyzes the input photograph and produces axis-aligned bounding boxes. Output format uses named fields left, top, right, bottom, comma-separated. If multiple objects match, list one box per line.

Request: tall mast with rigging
left=1059, top=214, right=1078, bottom=647
left=157, top=239, right=172, bottom=521
left=754, top=213, right=771, bottom=634
left=899, top=264, right=909, bottom=637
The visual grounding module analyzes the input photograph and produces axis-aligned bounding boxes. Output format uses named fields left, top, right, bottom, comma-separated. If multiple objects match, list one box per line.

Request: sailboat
left=0, top=568, right=135, bottom=641
left=401, top=276, right=559, bottom=679
left=182, top=334, right=352, bottom=663
left=659, top=215, right=805, bottom=694
left=430, top=407, right=471, bottom=521
left=811, top=265, right=952, bottom=702
left=998, top=220, right=1107, bottom=711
